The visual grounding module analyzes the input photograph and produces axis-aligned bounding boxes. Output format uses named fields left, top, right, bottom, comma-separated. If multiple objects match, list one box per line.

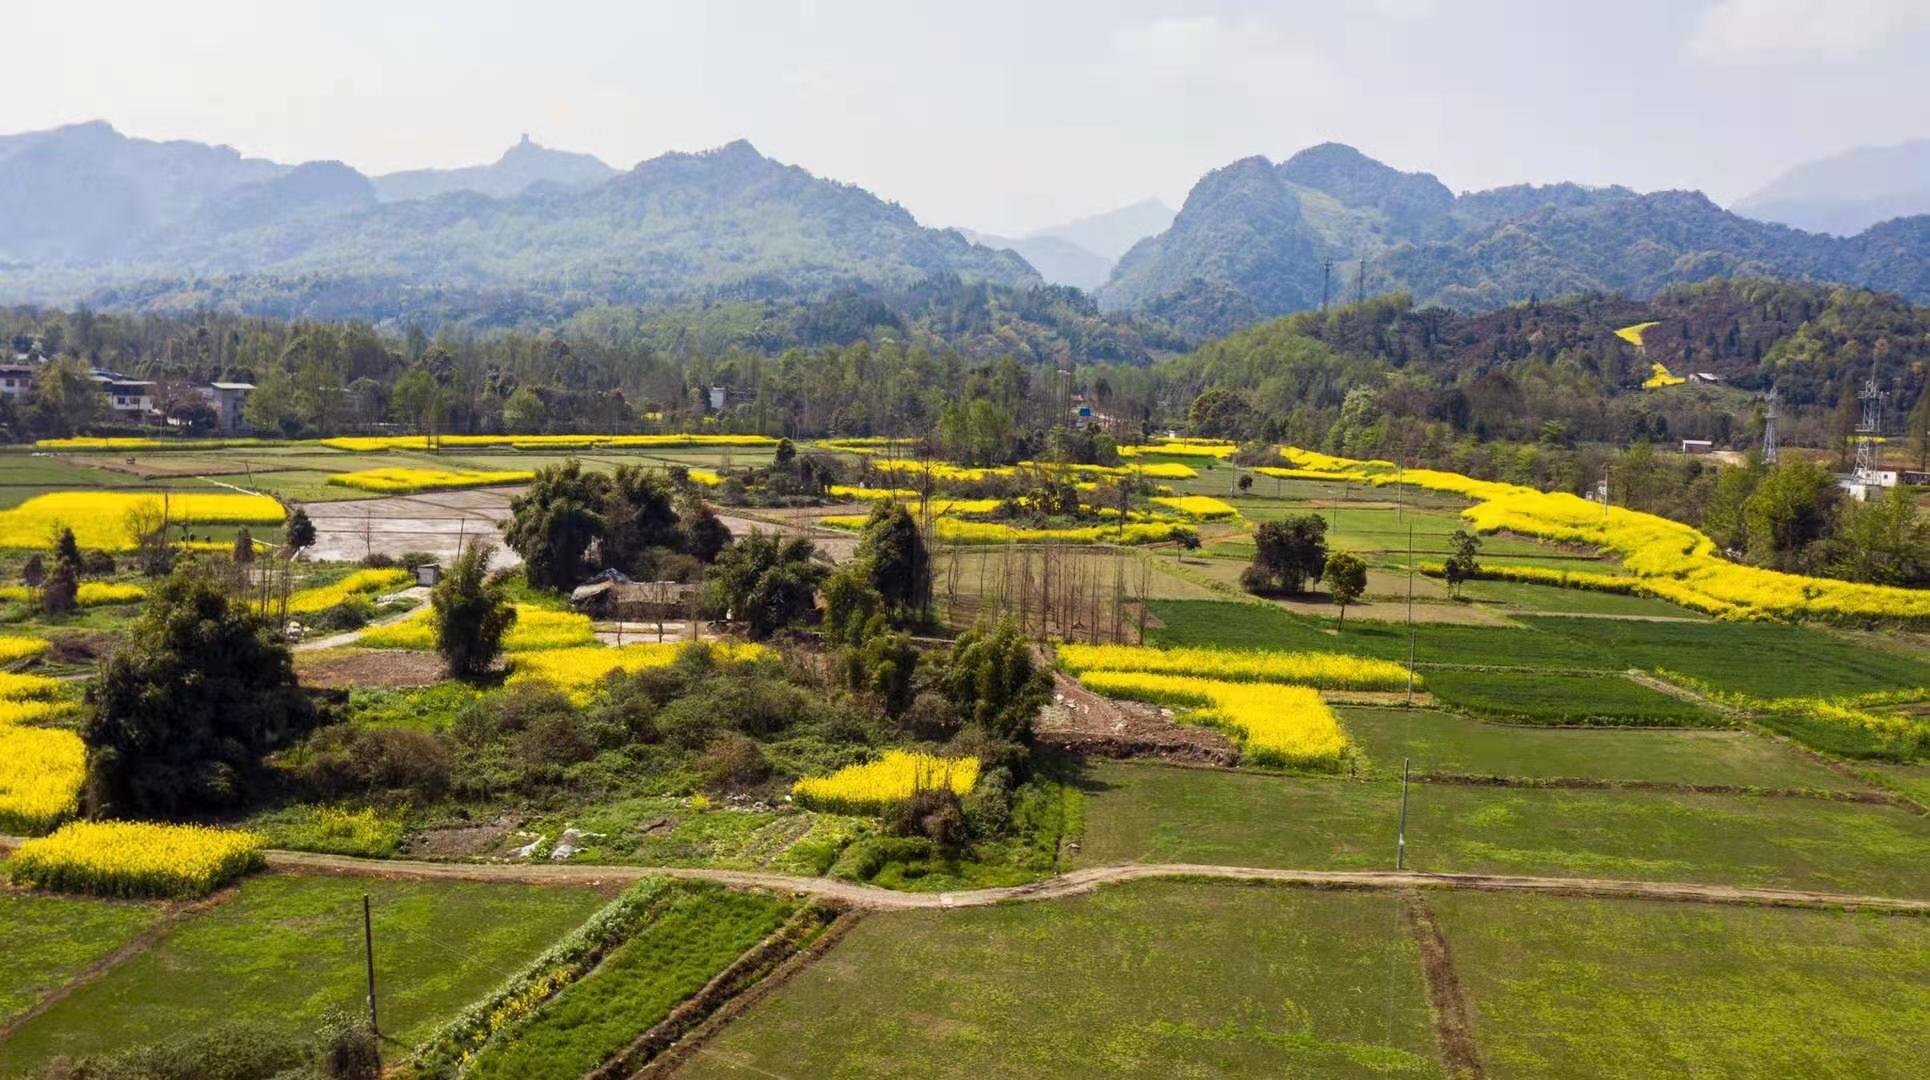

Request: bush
left=962, top=767, right=1014, bottom=836
left=82, top=550, right=117, bottom=577
left=433, top=543, right=516, bottom=678
left=30, top=1020, right=309, bottom=1080
left=887, top=786, right=968, bottom=848
left=310, top=596, right=375, bottom=632
left=297, top=727, right=453, bottom=799
left=359, top=552, right=397, bottom=569
left=698, top=732, right=771, bottom=790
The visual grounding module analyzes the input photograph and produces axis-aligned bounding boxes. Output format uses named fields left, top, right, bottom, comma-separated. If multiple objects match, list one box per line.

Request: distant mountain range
left=1097, top=142, right=1930, bottom=336
left=1733, top=139, right=1930, bottom=237
left=0, top=122, right=1038, bottom=315
left=372, top=134, right=617, bottom=202
left=2, top=122, right=1926, bottom=341
left=960, top=199, right=1175, bottom=290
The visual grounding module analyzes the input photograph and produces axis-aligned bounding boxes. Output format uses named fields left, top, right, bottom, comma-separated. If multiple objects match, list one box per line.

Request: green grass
left=1340, top=707, right=1869, bottom=790
left=1435, top=892, right=1930, bottom=1079
left=680, top=880, right=1446, bottom=1079
left=1862, top=762, right=1930, bottom=807
left=466, top=884, right=797, bottom=1079
left=1069, top=761, right=1930, bottom=897
left=1455, top=578, right=1695, bottom=617
left=0, top=873, right=610, bottom=1073
left=1421, top=670, right=1721, bottom=726
left=345, top=682, right=480, bottom=731
left=1514, top=616, right=1930, bottom=700
left=0, top=889, right=166, bottom=1025
left=1144, top=600, right=1930, bottom=699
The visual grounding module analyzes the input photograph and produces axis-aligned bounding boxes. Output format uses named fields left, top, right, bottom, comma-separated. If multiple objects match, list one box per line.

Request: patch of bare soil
left=1038, top=672, right=1237, bottom=765
left=399, top=815, right=521, bottom=858
left=295, top=647, right=445, bottom=689
left=1400, top=890, right=1486, bottom=1079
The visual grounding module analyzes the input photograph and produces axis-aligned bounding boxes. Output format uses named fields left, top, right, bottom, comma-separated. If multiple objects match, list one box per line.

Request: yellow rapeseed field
left=326, top=467, right=536, bottom=494
left=1613, top=321, right=1658, bottom=347
left=1279, top=447, right=1395, bottom=474
left=1058, top=644, right=1414, bottom=691
left=1253, top=466, right=1373, bottom=482
left=0, top=582, right=146, bottom=606
left=1150, top=495, right=1239, bottom=521
left=1642, top=362, right=1686, bottom=389
left=34, top=437, right=270, bottom=451
left=1295, top=448, right=1930, bottom=623
left=790, top=751, right=981, bottom=814
left=1119, top=439, right=1237, bottom=459
left=360, top=605, right=595, bottom=651
left=317, top=433, right=778, bottom=452
left=1076, top=670, right=1348, bottom=769
left=506, top=641, right=774, bottom=700
left=0, top=491, right=285, bottom=550
left=0, top=724, right=85, bottom=834
left=0, top=635, right=51, bottom=664
left=285, top=568, right=414, bottom=615
left=8, top=821, right=265, bottom=898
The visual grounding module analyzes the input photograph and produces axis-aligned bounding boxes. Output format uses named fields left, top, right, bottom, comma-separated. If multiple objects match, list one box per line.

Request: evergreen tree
left=854, top=501, right=931, bottom=622
left=286, top=507, right=317, bottom=551
left=84, top=564, right=317, bottom=817
left=433, top=543, right=518, bottom=678
left=502, top=459, right=610, bottom=590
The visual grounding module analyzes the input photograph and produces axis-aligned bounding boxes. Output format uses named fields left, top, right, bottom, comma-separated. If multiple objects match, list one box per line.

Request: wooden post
left=362, top=894, right=381, bottom=1046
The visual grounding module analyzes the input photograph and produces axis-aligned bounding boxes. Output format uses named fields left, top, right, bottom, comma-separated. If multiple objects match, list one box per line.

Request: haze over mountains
left=1732, top=139, right=1930, bottom=238
left=961, top=200, right=1176, bottom=290
left=0, top=121, right=1926, bottom=342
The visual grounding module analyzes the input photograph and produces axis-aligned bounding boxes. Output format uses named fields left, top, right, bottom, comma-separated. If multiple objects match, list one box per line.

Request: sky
left=11, top=0, right=1930, bottom=235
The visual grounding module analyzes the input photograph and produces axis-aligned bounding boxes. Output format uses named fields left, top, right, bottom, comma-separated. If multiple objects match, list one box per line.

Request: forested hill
left=0, top=125, right=1040, bottom=317
left=1158, top=279, right=1929, bottom=451
left=1101, top=142, right=1930, bottom=337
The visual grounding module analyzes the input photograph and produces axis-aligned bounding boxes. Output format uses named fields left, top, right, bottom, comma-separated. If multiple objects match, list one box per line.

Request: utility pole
left=1405, top=522, right=1416, bottom=704
left=1761, top=386, right=1781, bottom=464
left=362, top=894, right=381, bottom=1058
left=1396, top=759, right=1411, bottom=870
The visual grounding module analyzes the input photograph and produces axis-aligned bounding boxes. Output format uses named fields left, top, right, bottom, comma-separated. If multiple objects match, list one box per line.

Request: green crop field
left=681, top=880, right=1445, bottom=1079
left=1068, top=761, right=1930, bottom=897
left=1339, top=707, right=1869, bottom=790
left=1145, top=599, right=1930, bottom=698
left=1454, top=578, right=1694, bottom=617
left=1419, top=670, right=1722, bottom=726
left=467, top=884, right=798, bottom=1079
left=1434, top=893, right=1930, bottom=1079
left=0, top=874, right=611, bottom=1073
left=0, top=889, right=167, bottom=1025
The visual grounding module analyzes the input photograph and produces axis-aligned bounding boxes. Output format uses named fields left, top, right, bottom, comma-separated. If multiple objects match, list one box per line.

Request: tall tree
left=1241, top=515, right=1328, bottom=595
left=704, top=532, right=826, bottom=639
left=1322, top=552, right=1367, bottom=631
left=433, top=543, right=518, bottom=678
left=502, top=459, right=611, bottom=590
left=84, top=565, right=317, bottom=817
left=854, top=501, right=931, bottom=622
left=601, top=465, right=681, bottom=575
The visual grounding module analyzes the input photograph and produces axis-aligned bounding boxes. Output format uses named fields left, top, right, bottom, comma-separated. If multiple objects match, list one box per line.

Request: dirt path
left=259, top=849, right=1930, bottom=915
left=294, top=586, right=431, bottom=651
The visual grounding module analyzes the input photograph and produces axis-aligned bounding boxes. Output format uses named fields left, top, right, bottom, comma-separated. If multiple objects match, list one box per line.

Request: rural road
left=261, top=849, right=1930, bottom=915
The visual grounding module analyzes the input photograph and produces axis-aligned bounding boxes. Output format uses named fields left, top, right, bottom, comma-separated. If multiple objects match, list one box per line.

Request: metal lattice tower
left=1761, top=387, right=1779, bottom=464
left=1853, top=360, right=1888, bottom=481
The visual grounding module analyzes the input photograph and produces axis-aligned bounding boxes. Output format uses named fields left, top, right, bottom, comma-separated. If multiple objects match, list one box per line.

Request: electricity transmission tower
left=1355, top=255, right=1367, bottom=306
left=1853, top=359, right=1888, bottom=482
left=1761, top=386, right=1780, bottom=464
left=1320, top=257, right=1334, bottom=311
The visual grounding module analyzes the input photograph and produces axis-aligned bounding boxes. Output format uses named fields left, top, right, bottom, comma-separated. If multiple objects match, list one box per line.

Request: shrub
left=940, top=619, right=1049, bottom=742
left=29, top=1021, right=309, bottom=1080
left=698, top=732, right=771, bottom=790
left=886, top=786, right=969, bottom=848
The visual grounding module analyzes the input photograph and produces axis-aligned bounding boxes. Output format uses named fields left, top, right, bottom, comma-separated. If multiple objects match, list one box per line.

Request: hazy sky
left=12, top=0, right=1930, bottom=235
